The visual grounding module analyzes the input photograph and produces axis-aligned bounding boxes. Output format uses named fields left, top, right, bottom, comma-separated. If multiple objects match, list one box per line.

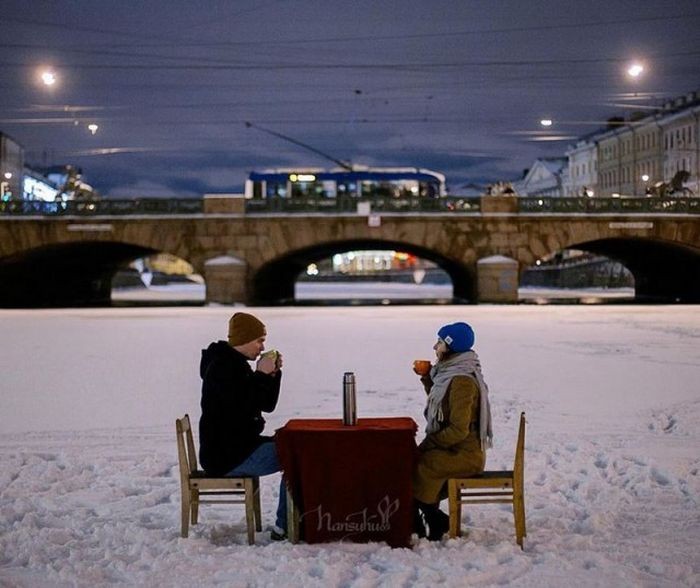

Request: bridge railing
left=246, top=195, right=699, bottom=214
left=1, top=195, right=698, bottom=216
left=518, top=196, right=700, bottom=213
left=0, top=198, right=204, bottom=216
left=244, top=195, right=482, bottom=213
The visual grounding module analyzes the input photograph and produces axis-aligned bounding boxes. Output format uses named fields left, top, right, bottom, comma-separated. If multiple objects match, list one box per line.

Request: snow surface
left=1, top=305, right=699, bottom=587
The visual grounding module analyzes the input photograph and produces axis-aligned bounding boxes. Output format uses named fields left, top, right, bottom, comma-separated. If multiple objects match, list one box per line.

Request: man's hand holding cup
left=258, top=349, right=282, bottom=374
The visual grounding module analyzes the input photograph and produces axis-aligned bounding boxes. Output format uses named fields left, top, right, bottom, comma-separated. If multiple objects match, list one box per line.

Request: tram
left=245, top=167, right=446, bottom=200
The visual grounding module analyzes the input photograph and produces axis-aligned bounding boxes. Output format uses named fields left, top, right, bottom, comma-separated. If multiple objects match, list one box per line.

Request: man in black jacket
left=199, top=312, right=287, bottom=539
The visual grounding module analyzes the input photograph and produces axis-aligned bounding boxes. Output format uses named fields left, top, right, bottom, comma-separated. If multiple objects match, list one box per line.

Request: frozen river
left=111, top=280, right=635, bottom=303
left=1, top=304, right=698, bottom=586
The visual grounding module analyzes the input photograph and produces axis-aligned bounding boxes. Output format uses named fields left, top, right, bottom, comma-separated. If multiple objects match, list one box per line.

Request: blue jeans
left=226, top=441, right=287, bottom=530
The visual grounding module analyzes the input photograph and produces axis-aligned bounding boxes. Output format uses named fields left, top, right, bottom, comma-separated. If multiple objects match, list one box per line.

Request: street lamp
left=88, top=123, right=99, bottom=135
left=40, top=69, right=57, bottom=86
left=540, top=119, right=553, bottom=127
left=627, top=62, right=644, bottom=79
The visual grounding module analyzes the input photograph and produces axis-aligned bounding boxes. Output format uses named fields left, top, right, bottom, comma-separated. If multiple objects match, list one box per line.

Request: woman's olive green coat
left=413, top=375, right=485, bottom=504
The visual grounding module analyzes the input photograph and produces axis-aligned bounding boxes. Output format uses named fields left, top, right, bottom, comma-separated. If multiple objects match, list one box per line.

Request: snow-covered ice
left=110, top=281, right=634, bottom=303
left=1, top=304, right=699, bottom=587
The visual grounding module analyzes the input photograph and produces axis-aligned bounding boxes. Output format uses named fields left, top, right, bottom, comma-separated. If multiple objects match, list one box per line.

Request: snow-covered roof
left=204, top=255, right=245, bottom=266
left=477, top=255, right=517, bottom=265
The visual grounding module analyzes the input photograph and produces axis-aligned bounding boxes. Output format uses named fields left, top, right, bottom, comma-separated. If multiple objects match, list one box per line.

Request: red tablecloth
left=276, top=417, right=418, bottom=548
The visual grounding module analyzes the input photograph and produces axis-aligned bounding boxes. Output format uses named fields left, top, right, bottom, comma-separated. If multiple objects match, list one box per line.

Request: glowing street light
left=88, top=123, right=99, bottom=135
left=40, top=69, right=57, bottom=86
left=641, top=174, right=650, bottom=182
left=627, top=62, right=644, bottom=78
left=540, top=118, right=553, bottom=127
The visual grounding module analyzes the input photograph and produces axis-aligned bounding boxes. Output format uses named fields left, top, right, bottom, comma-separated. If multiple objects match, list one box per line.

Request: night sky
left=2, top=1, right=699, bottom=197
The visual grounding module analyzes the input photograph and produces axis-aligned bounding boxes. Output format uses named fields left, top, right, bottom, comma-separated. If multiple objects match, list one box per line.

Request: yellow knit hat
left=228, top=312, right=266, bottom=346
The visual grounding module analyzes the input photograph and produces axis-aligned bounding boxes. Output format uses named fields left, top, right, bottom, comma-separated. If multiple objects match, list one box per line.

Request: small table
left=276, top=417, right=417, bottom=548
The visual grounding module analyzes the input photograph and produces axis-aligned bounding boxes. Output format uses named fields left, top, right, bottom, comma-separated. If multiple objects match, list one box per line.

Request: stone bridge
left=0, top=195, right=699, bottom=306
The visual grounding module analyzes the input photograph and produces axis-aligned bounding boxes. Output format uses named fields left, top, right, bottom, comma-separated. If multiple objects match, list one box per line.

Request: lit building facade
left=660, top=100, right=699, bottom=196
left=567, top=90, right=699, bottom=197
left=564, top=138, right=598, bottom=196
left=0, top=132, right=24, bottom=201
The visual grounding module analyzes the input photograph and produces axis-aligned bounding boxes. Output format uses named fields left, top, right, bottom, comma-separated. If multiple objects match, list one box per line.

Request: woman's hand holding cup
left=413, top=359, right=432, bottom=376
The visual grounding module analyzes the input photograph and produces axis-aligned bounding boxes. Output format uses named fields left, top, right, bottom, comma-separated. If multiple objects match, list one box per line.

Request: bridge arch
left=0, top=240, right=202, bottom=307
left=523, top=236, right=700, bottom=302
left=251, top=239, right=474, bottom=305
left=565, top=237, right=700, bottom=302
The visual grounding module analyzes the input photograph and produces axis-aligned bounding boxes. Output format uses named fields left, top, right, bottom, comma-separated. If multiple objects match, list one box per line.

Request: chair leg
left=243, top=478, right=256, bottom=545
left=513, top=490, right=526, bottom=549
left=253, top=477, right=262, bottom=532
left=180, top=489, right=191, bottom=538
left=191, top=488, right=199, bottom=525
left=447, top=480, right=461, bottom=538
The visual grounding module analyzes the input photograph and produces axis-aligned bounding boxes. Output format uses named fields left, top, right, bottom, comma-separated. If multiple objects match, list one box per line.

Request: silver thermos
left=343, top=372, right=357, bottom=425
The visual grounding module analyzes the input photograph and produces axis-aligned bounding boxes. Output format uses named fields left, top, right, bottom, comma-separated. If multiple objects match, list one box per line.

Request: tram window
left=337, top=182, right=357, bottom=197
left=398, top=181, right=420, bottom=197
left=422, top=183, right=439, bottom=198
left=322, top=180, right=336, bottom=198
left=266, top=182, right=287, bottom=198
left=291, top=182, right=306, bottom=198
left=376, top=182, right=396, bottom=197
left=361, top=181, right=379, bottom=197
left=291, top=181, right=325, bottom=198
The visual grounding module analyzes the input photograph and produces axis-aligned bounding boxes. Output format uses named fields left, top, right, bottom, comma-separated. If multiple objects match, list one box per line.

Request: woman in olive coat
left=413, top=322, right=493, bottom=540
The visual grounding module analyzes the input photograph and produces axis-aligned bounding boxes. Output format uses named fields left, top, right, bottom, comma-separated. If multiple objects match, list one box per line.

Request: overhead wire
left=4, top=12, right=699, bottom=49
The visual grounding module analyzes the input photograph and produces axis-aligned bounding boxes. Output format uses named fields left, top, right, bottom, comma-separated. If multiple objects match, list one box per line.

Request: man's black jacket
left=198, top=341, right=281, bottom=476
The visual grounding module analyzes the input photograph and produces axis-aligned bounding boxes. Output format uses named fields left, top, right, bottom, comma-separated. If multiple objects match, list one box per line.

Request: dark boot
left=418, top=501, right=449, bottom=541
left=412, top=500, right=427, bottom=538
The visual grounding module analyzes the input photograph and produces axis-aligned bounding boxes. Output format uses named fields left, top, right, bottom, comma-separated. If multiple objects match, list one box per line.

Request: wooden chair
left=176, top=414, right=262, bottom=544
left=447, top=412, right=526, bottom=549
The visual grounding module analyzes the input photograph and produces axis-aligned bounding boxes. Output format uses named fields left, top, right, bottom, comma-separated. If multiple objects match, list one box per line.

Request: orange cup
left=413, top=360, right=432, bottom=376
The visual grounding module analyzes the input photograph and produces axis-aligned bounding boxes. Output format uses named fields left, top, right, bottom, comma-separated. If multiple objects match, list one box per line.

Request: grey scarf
left=424, top=350, right=493, bottom=450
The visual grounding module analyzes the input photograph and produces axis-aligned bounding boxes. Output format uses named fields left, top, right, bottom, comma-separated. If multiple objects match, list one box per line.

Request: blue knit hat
left=437, top=322, right=475, bottom=352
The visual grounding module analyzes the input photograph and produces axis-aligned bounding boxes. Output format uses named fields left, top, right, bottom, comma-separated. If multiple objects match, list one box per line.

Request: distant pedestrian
left=198, top=312, right=288, bottom=540
left=412, top=321, right=493, bottom=540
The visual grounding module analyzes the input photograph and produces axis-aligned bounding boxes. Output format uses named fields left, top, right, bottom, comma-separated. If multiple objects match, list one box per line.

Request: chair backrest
left=513, top=412, right=526, bottom=485
left=176, top=414, right=199, bottom=486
